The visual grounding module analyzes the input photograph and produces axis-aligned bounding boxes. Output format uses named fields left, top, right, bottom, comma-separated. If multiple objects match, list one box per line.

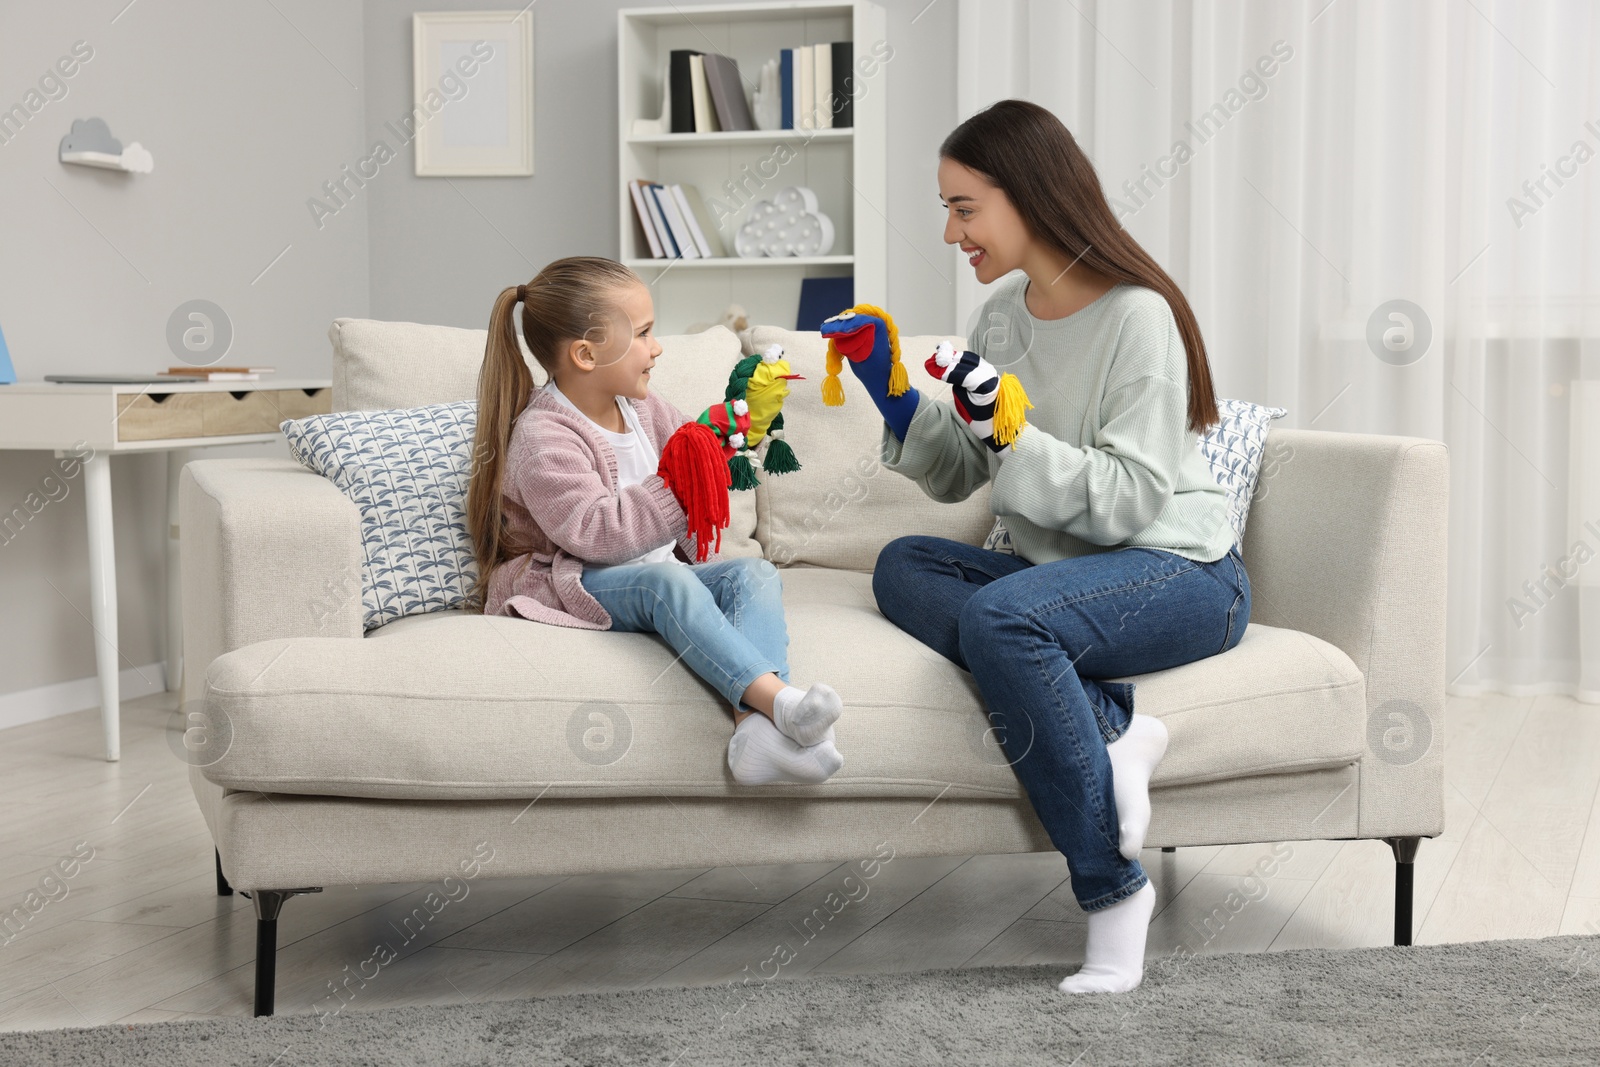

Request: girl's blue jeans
left=579, top=557, right=790, bottom=715
left=872, top=535, right=1251, bottom=912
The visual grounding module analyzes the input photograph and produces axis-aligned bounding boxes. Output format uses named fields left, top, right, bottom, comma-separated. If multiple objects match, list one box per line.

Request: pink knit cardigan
left=484, top=383, right=720, bottom=628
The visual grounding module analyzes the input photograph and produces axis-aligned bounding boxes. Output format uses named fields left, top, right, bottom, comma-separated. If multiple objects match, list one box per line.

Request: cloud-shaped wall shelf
left=734, top=186, right=834, bottom=258
left=59, top=117, right=154, bottom=174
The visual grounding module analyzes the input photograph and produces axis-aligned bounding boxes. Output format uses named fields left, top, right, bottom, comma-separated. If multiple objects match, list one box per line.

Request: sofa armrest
left=179, top=458, right=364, bottom=709
left=1240, top=428, right=1449, bottom=839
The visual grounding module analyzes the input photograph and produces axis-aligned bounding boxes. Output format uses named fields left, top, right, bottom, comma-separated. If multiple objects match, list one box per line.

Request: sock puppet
left=925, top=340, right=1034, bottom=452
left=655, top=344, right=806, bottom=562
left=820, top=304, right=1033, bottom=451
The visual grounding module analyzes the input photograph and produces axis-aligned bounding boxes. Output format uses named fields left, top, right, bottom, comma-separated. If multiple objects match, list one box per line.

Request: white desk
left=0, top=379, right=332, bottom=760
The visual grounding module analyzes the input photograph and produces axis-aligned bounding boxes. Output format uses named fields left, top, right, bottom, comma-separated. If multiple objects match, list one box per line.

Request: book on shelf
left=669, top=49, right=704, bottom=133
left=797, top=275, right=854, bottom=331
left=702, top=53, right=754, bottom=132
left=797, top=46, right=813, bottom=130
left=629, top=179, right=726, bottom=260
left=780, top=49, right=793, bottom=129
left=628, top=180, right=665, bottom=258
left=688, top=54, right=720, bottom=133
left=652, top=182, right=700, bottom=259
left=814, top=43, right=831, bottom=129
left=831, top=42, right=853, bottom=128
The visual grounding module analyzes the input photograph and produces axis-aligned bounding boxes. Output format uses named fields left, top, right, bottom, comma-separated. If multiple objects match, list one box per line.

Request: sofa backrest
left=325, top=316, right=997, bottom=573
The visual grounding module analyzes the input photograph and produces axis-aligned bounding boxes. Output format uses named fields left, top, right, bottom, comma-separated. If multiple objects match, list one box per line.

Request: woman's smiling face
left=940, top=156, right=1031, bottom=284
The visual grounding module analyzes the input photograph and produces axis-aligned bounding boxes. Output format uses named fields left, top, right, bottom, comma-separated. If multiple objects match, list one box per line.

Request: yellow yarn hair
left=822, top=304, right=907, bottom=407
left=992, top=373, right=1035, bottom=447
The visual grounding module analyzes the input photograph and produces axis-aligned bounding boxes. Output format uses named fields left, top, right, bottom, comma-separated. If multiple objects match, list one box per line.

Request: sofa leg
left=250, top=887, right=323, bottom=1017
left=1386, top=836, right=1421, bottom=946
left=1160, top=846, right=1176, bottom=853
left=215, top=850, right=232, bottom=897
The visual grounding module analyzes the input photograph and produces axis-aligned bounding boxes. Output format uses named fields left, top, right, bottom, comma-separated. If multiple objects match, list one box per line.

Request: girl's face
left=939, top=157, right=1031, bottom=285
left=573, top=282, right=662, bottom=401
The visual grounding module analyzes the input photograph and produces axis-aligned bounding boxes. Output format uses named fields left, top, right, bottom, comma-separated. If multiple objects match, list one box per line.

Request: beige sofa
left=179, top=318, right=1449, bottom=1016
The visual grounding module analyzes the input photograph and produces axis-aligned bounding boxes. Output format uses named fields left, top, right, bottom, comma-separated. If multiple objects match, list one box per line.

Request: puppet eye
left=822, top=310, right=853, bottom=324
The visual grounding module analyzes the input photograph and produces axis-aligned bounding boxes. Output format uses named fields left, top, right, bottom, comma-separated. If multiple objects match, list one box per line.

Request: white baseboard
left=0, top=662, right=170, bottom=733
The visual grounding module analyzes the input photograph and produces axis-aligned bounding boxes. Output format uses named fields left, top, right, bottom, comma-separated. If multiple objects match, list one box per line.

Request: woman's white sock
left=1106, top=713, right=1169, bottom=861
left=770, top=682, right=843, bottom=747
left=1058, top=881, right=1157, bottom=994
left=727, top=712, right=843, bottom=785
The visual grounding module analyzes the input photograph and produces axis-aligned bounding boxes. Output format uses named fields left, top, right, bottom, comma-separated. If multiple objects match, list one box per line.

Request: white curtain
left=955, top=0, right=1600, bottom=702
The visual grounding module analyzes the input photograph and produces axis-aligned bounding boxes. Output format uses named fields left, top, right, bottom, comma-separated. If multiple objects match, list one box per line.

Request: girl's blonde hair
left=465, top=255, right=643, bottom=613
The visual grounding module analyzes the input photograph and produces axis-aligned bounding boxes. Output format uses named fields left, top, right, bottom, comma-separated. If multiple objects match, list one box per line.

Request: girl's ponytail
left=465, top=284, right=533, bottom=612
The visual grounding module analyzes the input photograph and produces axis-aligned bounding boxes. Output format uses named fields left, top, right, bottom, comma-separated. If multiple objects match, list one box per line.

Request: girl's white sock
left=1058, top=881, right=1157, bottom=994
left=770, top=682, right=843, bottom=747
left=727, top=712, right=844, bottom=785
left=1106, top=713, right=1168, bottom=861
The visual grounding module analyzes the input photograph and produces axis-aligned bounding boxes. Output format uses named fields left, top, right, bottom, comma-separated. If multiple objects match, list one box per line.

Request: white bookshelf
left=618, top=0, right=887, bottom=334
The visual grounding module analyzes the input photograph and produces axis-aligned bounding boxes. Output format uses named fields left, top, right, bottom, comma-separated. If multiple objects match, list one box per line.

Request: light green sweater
left=880, top=275, right=1234, bottom=565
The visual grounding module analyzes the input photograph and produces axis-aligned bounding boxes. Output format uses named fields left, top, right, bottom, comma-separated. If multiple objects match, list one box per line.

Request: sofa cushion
left=201, top=567, right=1365, bottom=801
left=747, top=326, right=997, bottom=571
left=325, top=317, right=761, bottom=560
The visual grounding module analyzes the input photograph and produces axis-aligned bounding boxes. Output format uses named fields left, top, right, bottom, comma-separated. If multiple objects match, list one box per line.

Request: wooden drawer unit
left=115, top=392, right=208, bottom=441
left=273, top=386, right=333, bottom=420
left=115, top=387, right=332, bottom=442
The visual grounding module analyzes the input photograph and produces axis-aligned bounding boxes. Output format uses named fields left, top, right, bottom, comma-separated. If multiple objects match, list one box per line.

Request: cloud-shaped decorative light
left=734, top=186, right=834, bottom=258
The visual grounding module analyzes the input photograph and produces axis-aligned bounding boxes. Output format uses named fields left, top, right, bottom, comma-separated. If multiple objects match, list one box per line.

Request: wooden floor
left=1, top=689, right=1597, bottom=1032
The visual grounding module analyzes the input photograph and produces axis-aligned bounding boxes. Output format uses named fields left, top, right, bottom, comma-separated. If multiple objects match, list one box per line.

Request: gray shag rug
left=6, top=934, right=1598, bottom=1066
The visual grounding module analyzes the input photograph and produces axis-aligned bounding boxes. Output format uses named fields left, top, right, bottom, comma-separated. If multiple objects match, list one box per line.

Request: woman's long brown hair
left=465, top=256, right=642, bottom=613
left=941, top=99, right=1220, bottom=433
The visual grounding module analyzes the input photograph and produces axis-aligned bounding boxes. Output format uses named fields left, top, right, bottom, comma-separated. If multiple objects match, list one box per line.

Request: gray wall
left=1, top=0, right=956, bottom=714
left=363, top=0, right=959, bottom=333
left=0, top=0, right=369, bottom=704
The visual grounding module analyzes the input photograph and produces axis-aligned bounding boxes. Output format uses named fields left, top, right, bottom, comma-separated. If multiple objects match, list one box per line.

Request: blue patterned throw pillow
left=981, top=398, right=1288, bottom=556
left=1196, top=398, right=1288, bottom=549
left=280, top=402, right=478, bottom=631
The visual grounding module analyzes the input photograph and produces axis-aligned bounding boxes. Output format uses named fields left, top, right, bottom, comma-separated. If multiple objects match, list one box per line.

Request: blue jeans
left=872, top=536, right=1251, bottom=912
left=579, top=557, right=790, bottom=715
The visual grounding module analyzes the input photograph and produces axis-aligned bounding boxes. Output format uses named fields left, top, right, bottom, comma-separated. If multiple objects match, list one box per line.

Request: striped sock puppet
left=923, top=341, right=1033, bottom=453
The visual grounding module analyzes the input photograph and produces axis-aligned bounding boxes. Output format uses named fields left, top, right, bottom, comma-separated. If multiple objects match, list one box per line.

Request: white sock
left=1058, top=881, right=1157, bottom=994
left=770, top=682, right=843, bottom=747
left=1106, top=713, right=1169, bottom=861
left=727, top=712, right=844, bottom=785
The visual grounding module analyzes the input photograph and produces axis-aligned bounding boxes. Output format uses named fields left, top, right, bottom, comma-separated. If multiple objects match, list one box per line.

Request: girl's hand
left=693, top=399, right=753, bottom=460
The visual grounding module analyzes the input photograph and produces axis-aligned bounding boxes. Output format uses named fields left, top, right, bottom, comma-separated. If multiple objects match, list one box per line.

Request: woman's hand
left=836, top=331, right=920, bottom=441
left=925, top=341, right=1032, bottom=454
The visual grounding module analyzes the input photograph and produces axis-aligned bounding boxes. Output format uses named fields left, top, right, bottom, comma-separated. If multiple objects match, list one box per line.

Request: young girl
left=464, top=256, right=845, bottom=785
left=850, top=100, right=1251, bottom=995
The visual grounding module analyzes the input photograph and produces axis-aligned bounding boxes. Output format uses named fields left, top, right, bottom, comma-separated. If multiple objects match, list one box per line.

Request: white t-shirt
left=543, top=381, right=686, bottom=569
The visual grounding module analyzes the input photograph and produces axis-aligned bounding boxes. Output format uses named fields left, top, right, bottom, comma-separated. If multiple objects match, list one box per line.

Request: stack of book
left=779, top=42, right=853, bottom=130
left=629, top=180, right=725, bottom=260
left=668, top=42, right=852, bottom=133
left=158, top=365, right=274, bottom=381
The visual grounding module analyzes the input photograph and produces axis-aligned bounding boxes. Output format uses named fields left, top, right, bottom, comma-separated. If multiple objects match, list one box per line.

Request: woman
left=847, top=99, right=1251, bottom=993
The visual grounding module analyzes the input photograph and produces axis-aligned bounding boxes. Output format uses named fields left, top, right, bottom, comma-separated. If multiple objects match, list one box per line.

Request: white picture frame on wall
left=412, top=10, right=533, bottom=177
